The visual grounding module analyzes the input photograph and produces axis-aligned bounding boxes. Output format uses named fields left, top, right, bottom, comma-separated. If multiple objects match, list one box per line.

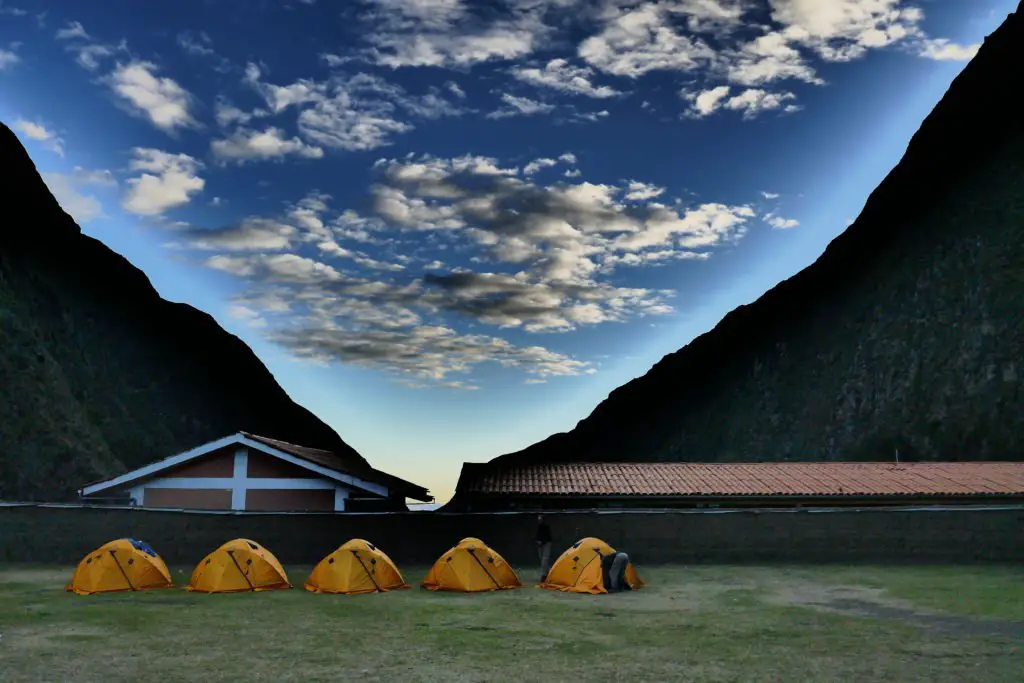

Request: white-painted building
left=79, top=432, right=432, bottom=512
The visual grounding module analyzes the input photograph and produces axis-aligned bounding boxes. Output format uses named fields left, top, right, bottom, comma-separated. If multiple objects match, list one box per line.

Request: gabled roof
left=454, top=462, right=1024, bottom=499
left=80, top=432, right=432, bottom=502
left=240, top=432, right=432, bottom=502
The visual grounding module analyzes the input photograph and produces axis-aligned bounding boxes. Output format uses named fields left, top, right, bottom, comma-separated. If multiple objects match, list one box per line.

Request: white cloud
left=723, top=88, right=798, bottom=119
left=13, top=118, right=64, bottom=155
left=623, top=181, right=665, bottom=201
left=40, top=168, right=115, bottom=223
left=211, top=127, right=324, bottom=163
left=571, top=109, right=610, bottom=123
left=684, top=86, right=798, bottom=119
left=177, top=31, right=214, bottom=56
left=171, top=150, right=768, bottom=385
left=486, top=93, right=556, bottom=119
left=226, top=304, right=267, bottom=329
left=511, top=58, right=623, bottom=98
left=578, top=2, right=716, bottom=78
left=761, top=191, right=780, bottom=199
left=446, top=81, right=466, bottom=98
left=55, top=20, right=89, bottom=40
left=71, top=44, right=116, bottom=70
left=54, top=21, right=124, bottom=70
left=244, top=62, right=325, bottom=113
left=184, top=218, right=299, bottom=251
left=917, top=38, right=980, bottom=61
left=726, top=31, right=823, bottom=86
left=299, top=93, right=413, bottom=150
left=685, top=85, right=730, bottom=117
left=0, top=3, right=28, bottom=17
left=764, top=212, right=799, bottom=229
left=523, top=157, right=557, bottom=175
left=768, top=0, right=925, bottom=62
left=177, top=30, right=233, bottom=71
left=375, top=32, right=533, bottom=70
left=273, top=322, right=589, bottom=384
left=0, top=48, right=18, bottom=70
left=108, top=61, right=197, bottom=132
left=239, top=68, right=464, bottom=152
left=206, top=253, right=344, bottom=283
left=575, top=0, right=972, bottom=117
left=122, top=148, right=205, bottom=216
left=214, top=99, right=267, bottom=127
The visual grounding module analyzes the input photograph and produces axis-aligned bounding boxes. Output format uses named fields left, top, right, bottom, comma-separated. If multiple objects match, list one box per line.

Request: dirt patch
left=1, top=624, right=110, bottom=649
left=821, top=599, right=1024, bottom=640
left=767, top=580, right=1024, bottom=640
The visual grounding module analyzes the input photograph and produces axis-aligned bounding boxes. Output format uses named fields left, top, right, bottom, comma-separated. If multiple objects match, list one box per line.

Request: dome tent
left=539, top=537, right=644, bottom=594
left=305, top=539, right=409, bottom=594
left=421, top=537, right=521, bottom=592
left=186, top=538, right=291, bottom=593
left=66, top=539, right=173, bottom=595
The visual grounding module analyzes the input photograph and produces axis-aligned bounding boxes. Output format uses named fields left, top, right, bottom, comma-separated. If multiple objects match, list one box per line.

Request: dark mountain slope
left=484, top=3, right=1024, bottom=471
left=0, top=125, right=376, bottom=500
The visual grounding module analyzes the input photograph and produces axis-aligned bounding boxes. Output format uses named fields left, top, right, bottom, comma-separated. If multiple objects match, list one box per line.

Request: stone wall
left=2, top=504, right=1021, bottom=567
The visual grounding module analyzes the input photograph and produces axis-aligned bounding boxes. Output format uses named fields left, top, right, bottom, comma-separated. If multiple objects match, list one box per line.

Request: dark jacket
left=535, top=523, right=551, bottom=544
left=600, top=552, right=615, bottom=590
left=601, top=551, right=632, bottom=592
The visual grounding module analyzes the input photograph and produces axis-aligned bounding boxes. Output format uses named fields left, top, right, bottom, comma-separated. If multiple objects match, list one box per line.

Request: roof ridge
left=243, top=431, right=336, bottom=455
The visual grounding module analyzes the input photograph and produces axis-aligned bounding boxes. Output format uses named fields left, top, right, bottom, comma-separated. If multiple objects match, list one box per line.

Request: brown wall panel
left=245, top=489, right=334, bottom=511
left=160, top=448, right=235, bottom=478
left=144, top=488, right=231, bottom=510
left=246, top=451, right=312, bottom=478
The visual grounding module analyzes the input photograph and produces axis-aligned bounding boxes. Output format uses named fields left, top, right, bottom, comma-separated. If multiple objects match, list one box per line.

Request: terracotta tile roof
left=457, top=462, right=1024, bottom=498
left=243, top=432, right=354, bottom=474
left=243, top=432, right=432, bottom=501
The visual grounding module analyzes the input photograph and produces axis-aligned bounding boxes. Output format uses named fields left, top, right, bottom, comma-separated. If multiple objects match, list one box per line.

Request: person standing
left=535, top=514, right=552, bottom=581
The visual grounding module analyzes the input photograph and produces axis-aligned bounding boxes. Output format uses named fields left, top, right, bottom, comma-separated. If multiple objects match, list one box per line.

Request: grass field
left=1, top=564, right=1021, bottom=682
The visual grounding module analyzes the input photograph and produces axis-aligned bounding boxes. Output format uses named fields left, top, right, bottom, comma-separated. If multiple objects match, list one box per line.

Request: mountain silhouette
left=0, top=124, right=392, bottom=501
left=476, top=2, right=1024, bottom=476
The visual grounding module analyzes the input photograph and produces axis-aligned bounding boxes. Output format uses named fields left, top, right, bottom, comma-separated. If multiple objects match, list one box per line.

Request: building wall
left=160, top=447, right=235, bottom=478
left=245, top=489, right=334, bottom=511
left=116, top=445, right=355, bottom=511
left=246, top=451, right=311, bottom=478
left=2, top=504, right=1021, bottom=566
left=142, top=488, right=232, bottom=510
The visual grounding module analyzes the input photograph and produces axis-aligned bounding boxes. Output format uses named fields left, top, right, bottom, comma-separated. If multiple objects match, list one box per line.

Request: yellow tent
left=539, top=537, right=644, bottom=594
left=421, top=537, right=521, bottom=592
left=66, top=539, right=173, bottom=595
left=186, top=538, right=291, bottom=593
left=305, top=539, right=409, bottom=594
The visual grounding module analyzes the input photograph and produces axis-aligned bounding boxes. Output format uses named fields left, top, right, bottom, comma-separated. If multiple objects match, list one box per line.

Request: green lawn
left=1, top=565, right=1021, bottom=682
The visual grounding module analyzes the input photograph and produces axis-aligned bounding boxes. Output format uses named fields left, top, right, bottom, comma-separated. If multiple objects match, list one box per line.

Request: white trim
left=79, top=433, right=244, bottom=497
left=143, top=477, right=340, bottom=490
left=79, top=432, right=391, bottom=499
left=231, top=448, right=248, bottom=510
left=334, top=488, right=348, bottom=512
left=235, top=435, right=389, bottom=497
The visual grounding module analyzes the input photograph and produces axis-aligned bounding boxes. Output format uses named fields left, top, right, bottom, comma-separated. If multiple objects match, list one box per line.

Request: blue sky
left=1, top=0, right=1013, bottom=502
